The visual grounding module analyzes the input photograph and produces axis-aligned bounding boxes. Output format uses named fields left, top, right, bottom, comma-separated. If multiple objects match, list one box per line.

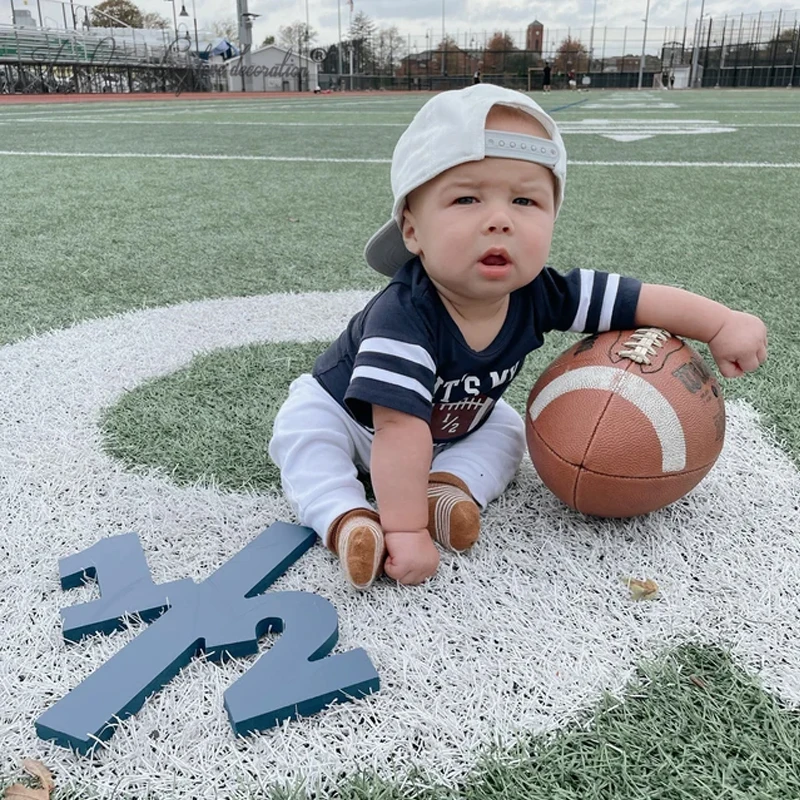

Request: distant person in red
left=542, top=62, right=551, bottom=93
left=567, top=69, right=577, bottom=90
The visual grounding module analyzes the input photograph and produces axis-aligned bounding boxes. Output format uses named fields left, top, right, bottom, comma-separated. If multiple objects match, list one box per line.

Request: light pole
left=637, top=0, right=651, bottom=89
left=178, top=1, right=198, bottom=53
left=690, top=0, right=707, bottom=87
left=164, top=0, right=177, bottom=39
left=588, top=0, right=598, bottom=74
left=441, top=0, right=445, bottom=76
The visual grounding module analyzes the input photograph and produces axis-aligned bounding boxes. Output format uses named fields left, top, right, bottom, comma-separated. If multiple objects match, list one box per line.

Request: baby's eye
left=455, top=196, right=477, bottom=205
left=513, top=197, right=537, bottom=206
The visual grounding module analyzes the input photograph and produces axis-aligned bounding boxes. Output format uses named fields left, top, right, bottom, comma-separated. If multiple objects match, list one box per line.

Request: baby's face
left=401, top=107, right=557, bottom=303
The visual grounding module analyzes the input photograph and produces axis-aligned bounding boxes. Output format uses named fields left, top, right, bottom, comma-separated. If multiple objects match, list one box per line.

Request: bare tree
left=278, top=21, right=318, bottom=55
left=211, top=18, right=238, bottom=42
left=141, top=11, right=170, bottom=29
left=375, top=25, right=405, bottom=74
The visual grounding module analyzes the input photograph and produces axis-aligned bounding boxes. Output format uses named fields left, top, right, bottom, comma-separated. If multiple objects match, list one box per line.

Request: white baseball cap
left=364, top=83, right=567, bottom=278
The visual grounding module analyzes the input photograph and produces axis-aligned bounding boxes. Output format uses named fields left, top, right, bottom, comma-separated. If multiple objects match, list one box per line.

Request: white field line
left=86, top=99, right=424, bottom=115
left=0, top=99, right=424, bottom=119
left=1, top=150, right=800, bottom=168
left=5, top=117, right=800, bottom=130
left=1, top=117, right=408, bottom=127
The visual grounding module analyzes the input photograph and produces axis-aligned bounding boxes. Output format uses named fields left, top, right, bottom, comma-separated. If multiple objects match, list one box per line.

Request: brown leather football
left=525, top=328, right=726, bottom=517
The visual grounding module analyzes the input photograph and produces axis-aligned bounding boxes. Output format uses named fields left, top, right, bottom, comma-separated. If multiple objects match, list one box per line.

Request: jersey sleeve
left=344, top=290, right=437, bottom=428
left=533, top=267, right=642, bottom=334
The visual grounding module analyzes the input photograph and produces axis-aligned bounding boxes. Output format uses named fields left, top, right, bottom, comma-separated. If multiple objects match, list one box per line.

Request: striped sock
left=427, top=472, right=481, bottom=552
left=327, top=508, right=386, bottom=590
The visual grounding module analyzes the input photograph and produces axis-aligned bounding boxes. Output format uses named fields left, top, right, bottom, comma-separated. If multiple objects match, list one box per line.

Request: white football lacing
left=617, top=328, right=671, bottom=365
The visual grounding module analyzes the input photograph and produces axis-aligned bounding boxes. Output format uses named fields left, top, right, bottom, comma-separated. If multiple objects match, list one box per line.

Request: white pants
left=268, top=374, right=526, bottom=546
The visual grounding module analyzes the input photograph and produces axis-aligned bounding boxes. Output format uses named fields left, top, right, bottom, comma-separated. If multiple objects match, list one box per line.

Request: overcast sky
left=2, top=0, right=794, bottom=52
left=155, top=0, right=792, bottom=48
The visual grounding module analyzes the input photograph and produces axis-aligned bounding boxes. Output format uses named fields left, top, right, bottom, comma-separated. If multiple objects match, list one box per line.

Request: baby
left=269, top=84, right=767, bottom=590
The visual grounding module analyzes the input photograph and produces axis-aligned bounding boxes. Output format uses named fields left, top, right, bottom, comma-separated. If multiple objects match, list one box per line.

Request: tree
left=212, top=18, right=238, bottom=42
left=374, top=25, right=405, bottom=74
left=261, top=34, right=275, bottom=47
left=432, top=36, right=464, bottom=75
left=141, top=11, right=170, bottom=30
left=90, top=0, right=143, bottom=28
left=766, top=27, right=798, bottom=64
left=348, top=11, right=376, bottom=72
left=278, top=21, right=318, bottom=55
left=554, top=36, right=588, bottom=73
left=483, top=31, right=517, bottom=72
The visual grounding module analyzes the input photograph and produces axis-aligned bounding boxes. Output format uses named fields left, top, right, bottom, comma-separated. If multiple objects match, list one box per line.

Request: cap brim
left=364, top=218, right=415, bottom=278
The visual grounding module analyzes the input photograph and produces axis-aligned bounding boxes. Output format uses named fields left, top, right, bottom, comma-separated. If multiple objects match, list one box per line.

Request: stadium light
left=178, top=0, right=198, bottom=53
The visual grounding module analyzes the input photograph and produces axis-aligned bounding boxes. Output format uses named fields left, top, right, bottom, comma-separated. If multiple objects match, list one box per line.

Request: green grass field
left=1, top=88, right=800, bottom=799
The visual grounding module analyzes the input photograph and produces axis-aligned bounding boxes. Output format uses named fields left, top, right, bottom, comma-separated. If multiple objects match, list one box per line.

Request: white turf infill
left=1, top=291, right=798, bottom=798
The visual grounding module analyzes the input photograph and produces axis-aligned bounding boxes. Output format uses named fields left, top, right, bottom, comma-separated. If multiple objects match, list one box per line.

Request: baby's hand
left=383, top=529, right=440, bottom=585
left=708, top=310, right=768, bottom=378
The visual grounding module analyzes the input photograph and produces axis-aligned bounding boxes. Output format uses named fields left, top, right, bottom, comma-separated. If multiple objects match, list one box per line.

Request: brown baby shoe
left=427, top=472, right=481, bottom=552
left=327, top=508, right=386, bottom=590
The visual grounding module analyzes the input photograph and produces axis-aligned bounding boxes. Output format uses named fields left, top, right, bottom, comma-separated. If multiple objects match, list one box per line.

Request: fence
left=318, top=8, right=799, bottom=91
left=1, top=5, right=798, bottom=94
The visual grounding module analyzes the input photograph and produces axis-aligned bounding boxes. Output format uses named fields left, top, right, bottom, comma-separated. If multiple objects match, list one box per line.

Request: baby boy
left=269, top=84, right=767, bottom=590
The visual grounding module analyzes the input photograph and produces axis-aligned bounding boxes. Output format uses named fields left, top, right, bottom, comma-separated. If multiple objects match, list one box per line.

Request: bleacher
left=0, top=24, right=175, bottom=66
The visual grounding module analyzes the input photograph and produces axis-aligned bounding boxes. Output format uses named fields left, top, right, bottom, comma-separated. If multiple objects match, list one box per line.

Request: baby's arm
left=634, top=284, right=767, bottom=377
left=371, top=405, right=440, bottom=585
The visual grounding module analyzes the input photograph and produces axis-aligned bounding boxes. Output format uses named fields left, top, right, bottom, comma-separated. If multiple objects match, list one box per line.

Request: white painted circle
left=1, top=291, right=799, bottom=797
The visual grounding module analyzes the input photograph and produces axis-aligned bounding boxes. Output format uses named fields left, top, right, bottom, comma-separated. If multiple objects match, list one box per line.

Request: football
left=525, top=328, right=726, bottom=517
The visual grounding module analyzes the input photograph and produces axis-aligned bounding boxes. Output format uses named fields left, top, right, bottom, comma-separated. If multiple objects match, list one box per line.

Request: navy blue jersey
left=313, top=258, right=641, bottom=443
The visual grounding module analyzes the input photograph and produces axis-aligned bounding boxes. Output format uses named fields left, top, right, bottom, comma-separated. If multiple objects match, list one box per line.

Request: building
left=224, top=44, right=318, bottom=92
left=526, top=21, right=544, bottom=54
left=11, top=9, right=37, bottom=27
left=661, top=41, right=690, bottom=68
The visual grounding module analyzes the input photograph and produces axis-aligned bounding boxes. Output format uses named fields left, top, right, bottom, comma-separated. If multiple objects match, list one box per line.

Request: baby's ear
left=401, top=207, right=422, bottom=255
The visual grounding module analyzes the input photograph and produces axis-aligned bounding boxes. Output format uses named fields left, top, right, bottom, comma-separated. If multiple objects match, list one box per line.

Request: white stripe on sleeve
left=568, top=268, right=595, bottom=333
left=351, top=366, right=433, bottom=403
left=358, top=337, right=436, bottom=373
left=597, top=273, right=620, bottom=332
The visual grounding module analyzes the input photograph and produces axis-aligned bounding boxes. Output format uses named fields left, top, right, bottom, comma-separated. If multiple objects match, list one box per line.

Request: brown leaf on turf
left=620, top=575, right=659, bottom=601
left=22, top=761, right=54, bottom=792
left=3, top=785, right=48, bottom=800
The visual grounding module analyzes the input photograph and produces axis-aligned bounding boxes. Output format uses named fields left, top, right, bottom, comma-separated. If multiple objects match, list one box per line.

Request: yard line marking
left=4, top=118, right=800, bottom=131
left=0, top=149, right=392, bottom=163
left=2, top=150, right=800, bottom=168
left=569, top=160, right=800, bottom=167
left=2, top=118, right=408, bottom=127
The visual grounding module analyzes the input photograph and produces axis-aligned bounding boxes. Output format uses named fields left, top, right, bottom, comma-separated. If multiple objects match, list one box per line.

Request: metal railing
left=0, top=24, right=176, bottom=66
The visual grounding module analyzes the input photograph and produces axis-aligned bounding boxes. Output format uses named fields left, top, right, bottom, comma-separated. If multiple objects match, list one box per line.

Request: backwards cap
left=364, top=84, right=567, bottom=277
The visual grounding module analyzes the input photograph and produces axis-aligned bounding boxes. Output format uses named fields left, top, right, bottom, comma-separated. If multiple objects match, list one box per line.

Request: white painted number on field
left=560, top=118, right=738, bottom=142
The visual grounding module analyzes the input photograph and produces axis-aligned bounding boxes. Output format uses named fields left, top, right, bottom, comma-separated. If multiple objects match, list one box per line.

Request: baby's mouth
left=481, top=255, right=508, bottom=266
